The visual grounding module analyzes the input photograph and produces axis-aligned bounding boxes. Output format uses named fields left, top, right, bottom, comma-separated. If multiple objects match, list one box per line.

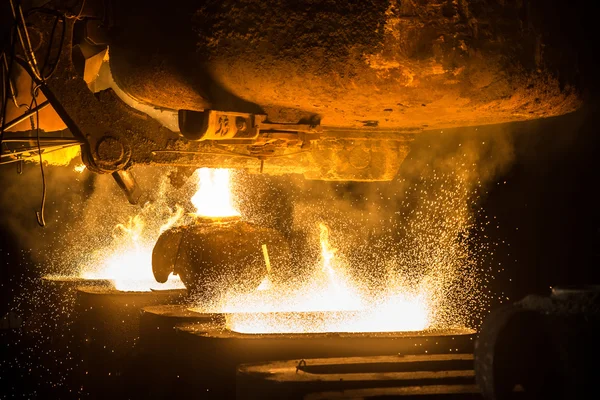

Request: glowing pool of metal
left=223, top=305, right=429, bottom=335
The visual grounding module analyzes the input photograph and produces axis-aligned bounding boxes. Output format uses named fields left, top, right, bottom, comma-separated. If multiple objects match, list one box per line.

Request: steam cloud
left=2, top=124, right=514, bottom=330
left=233, top=125, right=514, bottom=328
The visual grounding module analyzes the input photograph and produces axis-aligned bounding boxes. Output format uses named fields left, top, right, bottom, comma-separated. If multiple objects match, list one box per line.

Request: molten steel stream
left=79, top=167, right=434, bottom=332
left=197, top=223, right=430, bottom=334
left=79, top=168, right=242, bottom=291
left=80, top=214, right=185, bottom=291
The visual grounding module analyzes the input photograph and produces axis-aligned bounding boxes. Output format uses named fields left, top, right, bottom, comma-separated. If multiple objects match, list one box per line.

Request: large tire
left=475, top=305, right=557, bottom=400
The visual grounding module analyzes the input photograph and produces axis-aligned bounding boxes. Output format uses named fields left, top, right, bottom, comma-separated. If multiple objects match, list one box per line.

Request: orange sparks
left=80, top=214, right=185, bottom=291
left=193, top=222, right=430, bottom=334
left=73, top=163, right=86, bottom=173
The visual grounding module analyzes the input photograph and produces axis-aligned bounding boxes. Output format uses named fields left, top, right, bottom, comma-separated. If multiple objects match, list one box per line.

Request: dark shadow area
left=108, top=0, right=264, bottom=113
left=1, top=0, right=599, bottom=398
left=477, top=104, right=600, bottom=301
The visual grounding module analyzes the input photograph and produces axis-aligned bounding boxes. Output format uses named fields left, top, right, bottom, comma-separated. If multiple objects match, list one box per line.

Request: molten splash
left=73, top=163, right=86, bottom=173
left=79, top=168, right=239, bottom=292
left=192, top=168, right=240, bottom=218
left=30, top=145, right=81, bottom=166
left=81, top=211, right=185, bottom=292
left=194, top=222, right=430, bottom=333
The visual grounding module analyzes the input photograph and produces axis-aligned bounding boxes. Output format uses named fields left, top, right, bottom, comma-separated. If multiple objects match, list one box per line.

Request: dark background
left=2, top=104, right=599, bottom=397
left=1, top=0, right=599, bottom=397
left=480, top=106, right=600, bottom=296
left=2, top=0, right=598, bottom=318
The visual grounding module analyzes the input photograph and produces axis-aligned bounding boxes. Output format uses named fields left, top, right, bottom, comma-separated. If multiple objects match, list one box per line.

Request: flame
left=194, top=222, right=430, bottom=334
left=29, top=145, right=81, bottom=166
left=320, top=223, right=336, bottom=274
left=318, top=223, right=348, bottom=294
left=73, top=163, right=86, bottom=173
left=81, top=209, right=185, bottom=292
left=192, top=168, right=240, bottom=217
left=159, top=205, right=185, bottom=233
left=79, top=167, right=239, bottom=292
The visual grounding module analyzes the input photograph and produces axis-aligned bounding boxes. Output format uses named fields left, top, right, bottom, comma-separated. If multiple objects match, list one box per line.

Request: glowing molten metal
left=195, top=222, right=430, bottom=334
left=80, top=168, right=239, bottom=291
left=192, top=168, right=240, bottom=218
left=81, top=214, right=185, bottom=291
left=73, top=163, right=86, bottom=173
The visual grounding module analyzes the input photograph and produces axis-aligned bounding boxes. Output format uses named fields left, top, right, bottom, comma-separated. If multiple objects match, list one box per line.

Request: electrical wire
left=24, top=7, right=65, bottom=80
left=30, top=93, right=46, bottom=227
left=65, top=0, right=87, bottom=20
left=0, top=24, right=18, bottom=146
left=2, top=1, right=70, bottom=226
left=9, top=0, right=42, bottom=81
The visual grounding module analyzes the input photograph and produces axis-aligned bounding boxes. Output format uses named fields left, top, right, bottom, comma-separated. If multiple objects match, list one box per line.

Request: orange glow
left=192, top=168, right=240, bottom=218
left=81, top=213, right=185, bottom=292
left=193, top=222, right=430, bottom=334
left=73, top=163, right=86, bottom=173
left=79, top=168, right=239, bottom=292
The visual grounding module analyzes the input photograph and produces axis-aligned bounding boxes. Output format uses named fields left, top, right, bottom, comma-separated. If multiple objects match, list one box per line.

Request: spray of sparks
left=188, top=153, right=504, bottom=333
left=79, top=213, right=185, bottom=291
left=73, top=163, right=86, bottom=173
left=187, top=171, right=435, bottom=334
left=1, top=132, right=514, bottom=395
left=195, top=221, right=429, bottom=333
left=77, top=174, right=191, bottom=291
left=78, top=168, right=239, bottom=291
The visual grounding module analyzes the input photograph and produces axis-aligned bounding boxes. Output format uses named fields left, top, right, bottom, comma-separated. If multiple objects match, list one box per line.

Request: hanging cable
left=25, top=7, right=66, bottom=80
left=8, top=0, right=43, bottom=82
left=1, top=58, right=5, bottom=127
left=1, top=54, right=19, bottom=107
left=30, top=91, right=46, bottom=227
left=1, top=24, right=18, bottom=147
left=4, top=1, right=70, bottom=226
left=65, top=0, right=87, bottom=20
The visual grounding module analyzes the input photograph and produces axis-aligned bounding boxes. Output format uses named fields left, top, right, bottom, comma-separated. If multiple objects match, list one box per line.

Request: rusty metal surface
left=8, top=0, right=582, bottom=181
left=237, top=354, right=476, bottom=400
left=152, top=218, right=291, bottom=299
left=304, top=385, right=482, bottom=399
left=110, top=0, right=580, bottom=130
left=14, top=6, right=412, bottom=180
left=74, top=286, right=187, bottom=397
left=156, top=321, right=475, bottom=398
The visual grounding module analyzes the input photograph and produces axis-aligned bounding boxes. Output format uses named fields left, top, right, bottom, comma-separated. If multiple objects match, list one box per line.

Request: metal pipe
left=0, top=143, right=81, bottom=165
left=1, top=54, right=19, bottom=107
left=0, top=143, right=80, bottom=158
left=1, top=136, right=82, bottom=144
left=112, top=169, right=144, bottom=205
left=0, top=100, right=50, bottom=131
